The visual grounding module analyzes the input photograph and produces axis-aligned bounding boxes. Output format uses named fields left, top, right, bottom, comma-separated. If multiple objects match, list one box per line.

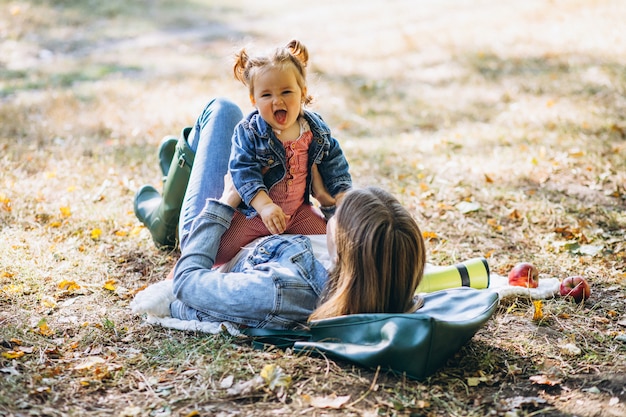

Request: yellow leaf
left=91, top=229, right=102, bottom=240
left=41, top=298, right=57, bottom=308
left=49, top=221, right=62, bottom=228
left=67, top=185, right=76, bottom=192
left=129, top=226, right=143, bottom=236
left=59, top=206, right=71, bottom=217
left=37, top=319, right=54, bottom=336
left=103, top=279, right=117, bottom=291
left=58, top=280, right=81, bottom=291
left=532, top=300, right=544, bottom=321
left=422, top=231, right=438, bottom=239
left=114, top=230, right=128, bottom=237
left=2, top=350, right=25, bottom=359
left=45, top=171, right=57, bottom=179
left=0, top=193, right=11, bottom=212
left=260, top=364, right=291, bottom=390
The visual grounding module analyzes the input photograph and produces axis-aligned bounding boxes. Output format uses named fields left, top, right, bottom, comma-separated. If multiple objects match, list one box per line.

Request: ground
left=0, top=0, right=625, bottom=416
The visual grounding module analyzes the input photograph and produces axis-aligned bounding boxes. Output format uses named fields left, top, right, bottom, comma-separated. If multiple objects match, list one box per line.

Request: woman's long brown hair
left=309, top=187, right=426, bottom=320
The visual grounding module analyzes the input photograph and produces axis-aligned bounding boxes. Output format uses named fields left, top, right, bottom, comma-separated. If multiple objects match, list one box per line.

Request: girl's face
left=250, top=66, right=306, bottom=138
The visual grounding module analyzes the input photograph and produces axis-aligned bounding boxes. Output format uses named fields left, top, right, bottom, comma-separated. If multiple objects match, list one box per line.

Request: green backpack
left=244, top=287, right=499, bottom=380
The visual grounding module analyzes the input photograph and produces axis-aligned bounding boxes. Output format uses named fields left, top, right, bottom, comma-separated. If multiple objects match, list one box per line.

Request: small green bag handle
left=242, top=327, right=311, bottom=349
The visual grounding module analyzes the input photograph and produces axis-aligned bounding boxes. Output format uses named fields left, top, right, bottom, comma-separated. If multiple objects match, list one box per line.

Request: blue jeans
left=178, top=98, right=243, bottom=250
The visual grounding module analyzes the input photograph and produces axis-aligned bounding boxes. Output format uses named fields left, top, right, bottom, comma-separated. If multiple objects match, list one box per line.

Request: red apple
left=508, top=262, right=539, bottom=288
left=559, top=276, right=591, bottom=302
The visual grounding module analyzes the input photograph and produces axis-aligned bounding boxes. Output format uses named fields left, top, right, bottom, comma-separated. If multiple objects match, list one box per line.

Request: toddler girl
left=215, top=39, right=352, bottom=265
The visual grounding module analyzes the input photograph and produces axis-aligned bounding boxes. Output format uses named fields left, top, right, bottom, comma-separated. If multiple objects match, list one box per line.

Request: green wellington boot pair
left=133, top=127, right=195, bottom=249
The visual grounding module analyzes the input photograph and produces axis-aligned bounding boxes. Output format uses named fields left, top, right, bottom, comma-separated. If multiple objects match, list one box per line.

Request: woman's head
left=233, top=40, right=313, bottom=135
left=310, top=187, right=426, bottom=321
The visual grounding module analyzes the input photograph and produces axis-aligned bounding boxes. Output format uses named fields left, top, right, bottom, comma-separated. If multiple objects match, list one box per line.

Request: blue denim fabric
left=170, top=198, right=329, bottom=329
left=229, top=109, right=352, bottom=218
left=178, top=98, right=243, bottom=249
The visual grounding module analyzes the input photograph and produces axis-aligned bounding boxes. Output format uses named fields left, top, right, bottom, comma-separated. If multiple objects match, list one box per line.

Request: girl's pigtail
left=233, top=48, right=249, bottom=85
left=286, top=39, right=308, bottom=68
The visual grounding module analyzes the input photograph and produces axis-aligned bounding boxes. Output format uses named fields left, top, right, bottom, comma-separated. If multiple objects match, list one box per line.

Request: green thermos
left=416, top=257, right=490, bottom=293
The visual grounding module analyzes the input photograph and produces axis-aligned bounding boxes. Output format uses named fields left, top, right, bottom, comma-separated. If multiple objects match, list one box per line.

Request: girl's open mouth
left=274, top=110, right=287, bottom=124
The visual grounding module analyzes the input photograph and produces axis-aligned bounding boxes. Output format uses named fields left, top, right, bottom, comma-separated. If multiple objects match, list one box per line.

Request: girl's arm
left=229, top=123, right=268, bottom=207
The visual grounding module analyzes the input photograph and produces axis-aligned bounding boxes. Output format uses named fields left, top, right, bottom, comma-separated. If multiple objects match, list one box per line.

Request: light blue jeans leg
left=178, top=97, right=243, bottom=250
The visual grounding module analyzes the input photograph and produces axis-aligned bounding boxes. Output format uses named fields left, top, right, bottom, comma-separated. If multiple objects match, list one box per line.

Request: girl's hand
left=258, top=203, right=289, bottom=234
left=219, top=172, right=242, bottom=208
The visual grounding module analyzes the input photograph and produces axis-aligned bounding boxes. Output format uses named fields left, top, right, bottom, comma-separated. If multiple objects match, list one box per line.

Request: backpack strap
left=242, top=328, right=312, bottom=350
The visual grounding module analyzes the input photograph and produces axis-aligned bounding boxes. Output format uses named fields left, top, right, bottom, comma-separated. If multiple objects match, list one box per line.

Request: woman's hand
left=311, top=164, right=335, bottom=207
left=219, top=172, right=242, bottom=208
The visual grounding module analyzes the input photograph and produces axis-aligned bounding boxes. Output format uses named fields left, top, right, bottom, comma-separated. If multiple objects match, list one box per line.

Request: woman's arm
left=317, top=135, right=352, bottom=197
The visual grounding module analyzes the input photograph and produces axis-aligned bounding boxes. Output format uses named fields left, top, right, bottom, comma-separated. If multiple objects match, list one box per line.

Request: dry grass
left=1, top=0, right=625, bottom=416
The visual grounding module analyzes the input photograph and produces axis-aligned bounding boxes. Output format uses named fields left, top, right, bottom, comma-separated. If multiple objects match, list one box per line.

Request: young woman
left=141, top=97, right=426, bottom=328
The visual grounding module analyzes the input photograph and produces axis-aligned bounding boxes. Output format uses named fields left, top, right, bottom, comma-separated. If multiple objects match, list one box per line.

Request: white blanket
left=129, top=280, right=241, bottom=336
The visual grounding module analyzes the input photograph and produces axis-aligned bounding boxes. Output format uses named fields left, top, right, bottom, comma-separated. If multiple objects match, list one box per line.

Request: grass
left=1, top=0, right=626, bottom=416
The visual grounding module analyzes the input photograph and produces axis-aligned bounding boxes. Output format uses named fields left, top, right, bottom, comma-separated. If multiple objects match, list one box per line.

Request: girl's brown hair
left=233, top=39, right=313, bottom=105
left=309, top=187, right=426, bottom=320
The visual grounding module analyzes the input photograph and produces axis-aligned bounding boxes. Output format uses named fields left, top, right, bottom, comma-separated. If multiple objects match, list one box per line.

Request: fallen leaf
left=456, top=201, right=481, bottom=214
left=529, top=374, right=561, bottom=386
left=91, top=229, right=102, bottom=240
left=1, top=350, right=25, bottom=359
left=260, top=364, right=291, bottom=390
left=60, top=206, right=71, bottom=217
left=467, top=370, right=495, bottom=387
left=226, top=375, right=264, bottom=396
left=422, top=231, right=438, bottom=239
left=560, top=343, right=581, bottom=356
left=74, top=356, right=106, bottom=370
left=36, top=319, right=54, bottom=337
left=103, top=280, right=117, bottom=291
left=58, top=280, right=81, bottom=292
left=532, top=300, right=544, bottom=321
left=0, top=366, right=20, bottom=375
left=306, top=394, right=351, bottom=409
left=220, top=375, right=234, bottom=389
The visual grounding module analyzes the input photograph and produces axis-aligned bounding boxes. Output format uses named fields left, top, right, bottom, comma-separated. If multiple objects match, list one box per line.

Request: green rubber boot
left=158, top=135, right=178, bottom=181
left=134, top=127, right=195, bottom=249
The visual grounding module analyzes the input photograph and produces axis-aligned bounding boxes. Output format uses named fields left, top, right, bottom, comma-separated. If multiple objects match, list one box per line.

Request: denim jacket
left=170, top=199, right=330, bottom=329
left=229, top=109, right=352, bottom=218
